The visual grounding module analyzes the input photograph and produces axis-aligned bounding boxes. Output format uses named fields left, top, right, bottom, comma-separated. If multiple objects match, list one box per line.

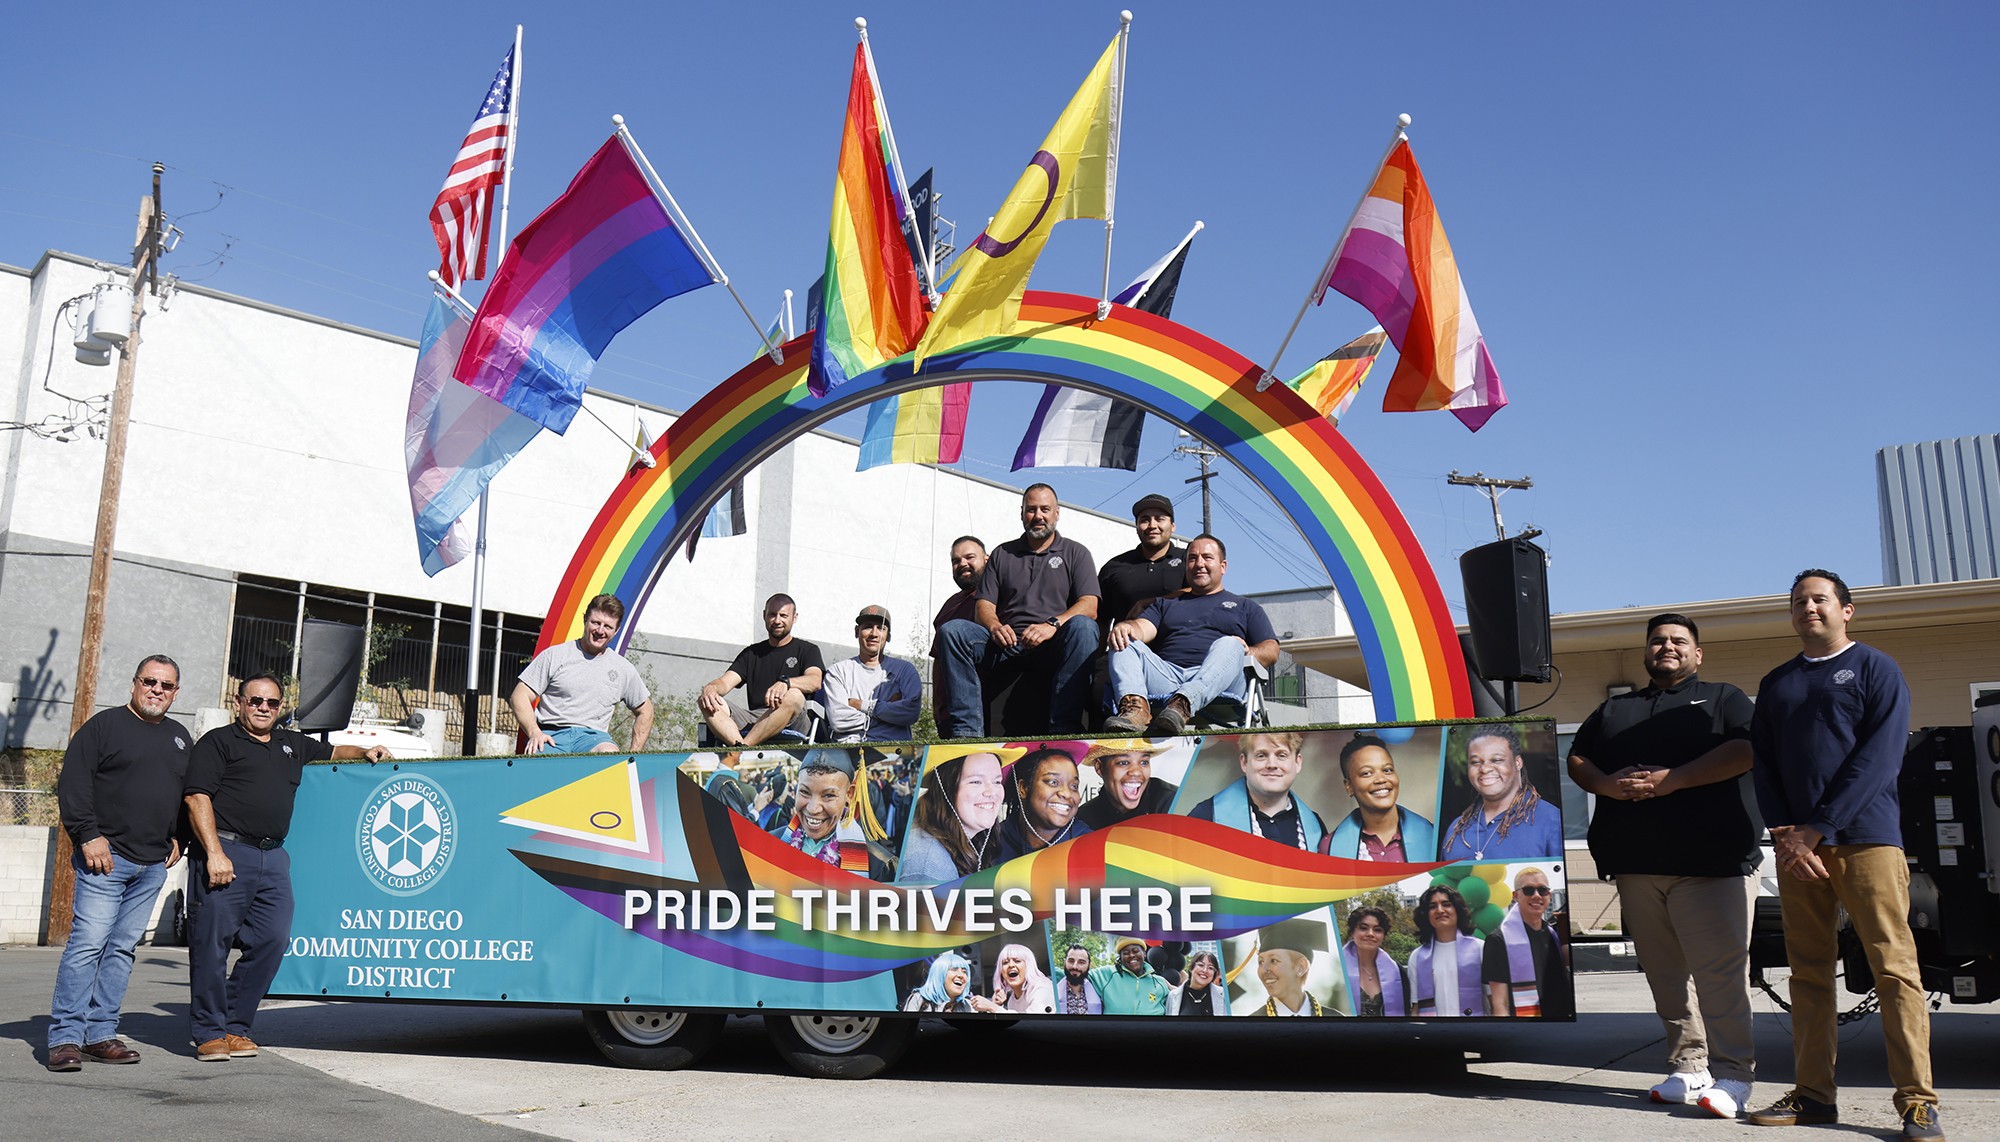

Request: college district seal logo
left=356, top=773, right=457, bottom=896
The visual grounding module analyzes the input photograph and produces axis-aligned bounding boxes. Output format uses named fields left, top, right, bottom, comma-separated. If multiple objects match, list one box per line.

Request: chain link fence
left=0, top=788, right=57, bottom=827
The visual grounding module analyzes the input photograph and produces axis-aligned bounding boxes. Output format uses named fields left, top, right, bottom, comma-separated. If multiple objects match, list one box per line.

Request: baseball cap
left=1132, top=493, right=1175, bottom=520
left=855, top=604, right=891, bottom=627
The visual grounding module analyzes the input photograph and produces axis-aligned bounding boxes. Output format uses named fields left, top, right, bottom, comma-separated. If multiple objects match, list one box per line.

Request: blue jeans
left=48, top=848, right=169, bottom=1047
left=939, top=617, right=1097, bottom=737
left=188, top=838, right=293, bottom=1043
left=1108, top=638, right=1248, bottom=713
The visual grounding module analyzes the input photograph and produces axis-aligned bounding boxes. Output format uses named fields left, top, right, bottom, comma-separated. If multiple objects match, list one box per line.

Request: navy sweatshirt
left=1749, top=641, right=1910, bottom=847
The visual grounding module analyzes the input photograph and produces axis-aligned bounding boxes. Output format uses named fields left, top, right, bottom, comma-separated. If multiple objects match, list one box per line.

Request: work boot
left=46, top=1044, right=82, bottom=1072
left=1148, top=695, right=1193, bottom=737
left=81, top=1039, right=141, bottom=1064
left=1104, top=695, right=1151, bottom=734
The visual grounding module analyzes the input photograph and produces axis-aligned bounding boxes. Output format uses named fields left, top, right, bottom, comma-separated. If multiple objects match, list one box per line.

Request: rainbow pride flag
left=454, top=136, right=715, bottom=434
left=808, top=44, right=929, bottom=397
left=1316, top=139, right=1506, bottom=431
left=855, top=384, right=970, bottom=470
left=1287, top=326, right=1386, bottom=427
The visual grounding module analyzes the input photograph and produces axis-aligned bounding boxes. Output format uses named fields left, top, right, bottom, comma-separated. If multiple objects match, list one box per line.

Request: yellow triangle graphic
left=499, top=758, right=642, bottom=846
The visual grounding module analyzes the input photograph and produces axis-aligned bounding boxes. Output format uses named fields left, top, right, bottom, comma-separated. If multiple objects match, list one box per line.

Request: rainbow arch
left=535, top=292, right=1472, bottom=722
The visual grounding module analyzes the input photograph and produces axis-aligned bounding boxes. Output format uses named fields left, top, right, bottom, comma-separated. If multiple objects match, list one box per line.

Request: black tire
left=580, top=1009, right=726, bottom=1070
left=765, top=1013, right=916, bottom=1079
left=942, top=1016, right=1020, bottom=1032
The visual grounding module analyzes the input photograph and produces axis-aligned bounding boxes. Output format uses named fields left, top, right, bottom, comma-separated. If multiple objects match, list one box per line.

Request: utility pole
left=1175, top=435, right=1220, bottom=536
left=49, top=164, right=164, bottom=944
left=1446, top=470, right=1533, bottom=542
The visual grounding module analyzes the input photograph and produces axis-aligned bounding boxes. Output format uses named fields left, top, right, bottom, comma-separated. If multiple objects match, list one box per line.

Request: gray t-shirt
left=517, top=640, right=648, bottom=732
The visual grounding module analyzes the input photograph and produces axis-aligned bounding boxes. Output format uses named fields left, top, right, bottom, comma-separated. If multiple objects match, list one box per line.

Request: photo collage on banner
left=676, top=744, right=922, bottom=882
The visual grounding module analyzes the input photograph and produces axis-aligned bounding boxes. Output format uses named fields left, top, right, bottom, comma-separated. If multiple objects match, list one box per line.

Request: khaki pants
left=1775, top=844, right=1935, bottom=1110
left=1617, top=873, right=1756, bottom=1082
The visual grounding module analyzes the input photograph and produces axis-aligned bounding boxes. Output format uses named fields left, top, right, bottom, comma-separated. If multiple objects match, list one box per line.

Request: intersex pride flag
left=454, top=137, right=714, bottom=434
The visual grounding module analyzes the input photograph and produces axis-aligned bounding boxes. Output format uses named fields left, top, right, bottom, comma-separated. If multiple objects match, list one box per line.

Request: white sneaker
left=1698, top=1079, right=1752, bottom=1119
left=1650, top=1069, right=1713, bottom=1104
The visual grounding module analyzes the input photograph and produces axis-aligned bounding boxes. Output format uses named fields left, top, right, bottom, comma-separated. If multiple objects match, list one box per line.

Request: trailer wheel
left=765, top=1013, right=915, bottom=1079
left=581, top=1008, right=725, bottom=1070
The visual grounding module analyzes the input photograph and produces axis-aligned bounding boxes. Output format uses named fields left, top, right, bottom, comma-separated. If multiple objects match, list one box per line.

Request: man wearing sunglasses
left=183, top=672, right=389, bottom=1063
left=46, top=656, right=192, bottom=1072
left=1567, top=612, right=1759, bottom=1119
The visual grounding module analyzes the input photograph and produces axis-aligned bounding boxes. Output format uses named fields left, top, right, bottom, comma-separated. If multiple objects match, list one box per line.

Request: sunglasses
left=242, top=696, right=284, bottom=710
left=137, top=678, right=178, bottom=691
left=1517, top=885, right=1553, bottom=898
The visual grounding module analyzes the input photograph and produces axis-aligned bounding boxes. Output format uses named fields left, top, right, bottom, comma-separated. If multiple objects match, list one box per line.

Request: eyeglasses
left=1517, top=885, right=1552, bottom=897
left=242, top=696, right=283, bottom=710
left=137, top=678, right=178, bottom=691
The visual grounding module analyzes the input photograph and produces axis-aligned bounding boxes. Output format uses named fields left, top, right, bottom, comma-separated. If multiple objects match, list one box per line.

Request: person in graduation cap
left=780, top=749, right=894, bottom=879
left=1248, top=917, right=1349, bottom=1017
left=1087, top=936, right=1170, bottom=1015
left=1075, top=738, right=1178, bottom=829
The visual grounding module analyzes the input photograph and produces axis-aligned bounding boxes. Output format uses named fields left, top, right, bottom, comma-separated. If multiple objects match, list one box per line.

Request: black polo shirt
left=1569, top=676, right=1760, bottom=877
left=1096, top=543, right=1185, bottom=638
left=185, top=722, right=334, bottom=843
left=976, top=532, right=1100, bottom=633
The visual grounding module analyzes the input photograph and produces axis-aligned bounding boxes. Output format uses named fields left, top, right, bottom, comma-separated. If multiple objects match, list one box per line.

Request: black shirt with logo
left=56, top=706, right=195, bottom=863
left=1096, top=544, right=1186, bottom=639
left=185, top=722, right=334, bottom=843
left=729, top=639, right=826, bottom=703
left=1570, top=676, right=1760, bottom=877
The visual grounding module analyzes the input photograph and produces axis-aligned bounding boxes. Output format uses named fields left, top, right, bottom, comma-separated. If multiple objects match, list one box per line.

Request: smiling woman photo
left=971, top=942, right=1055, bottom=1013
left=899, top=747, right=1014, bottom=882
left=903, top=951, right=979, bottom=1013
left=991, top=748, right=1095, bottom=862
left=1440, top=725, right=1562, bottom=862
left=1328, top=733, right=1437, bottom=862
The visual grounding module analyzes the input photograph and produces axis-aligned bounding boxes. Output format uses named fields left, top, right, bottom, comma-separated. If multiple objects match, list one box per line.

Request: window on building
left=1973, top=681, right=2000, bottom=710
left=1263, top=663, right=1308, bottom=707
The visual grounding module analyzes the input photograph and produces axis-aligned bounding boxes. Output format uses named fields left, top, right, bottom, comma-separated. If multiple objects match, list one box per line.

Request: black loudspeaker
left=1459, top=537, right=1552, bottom=683
left=294, top=618, right=365, bottom=732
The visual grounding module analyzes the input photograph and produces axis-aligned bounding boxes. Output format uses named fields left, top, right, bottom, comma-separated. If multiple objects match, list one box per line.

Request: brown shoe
left=46, top=1043, right=83, bottom=1072
left=81, top=1039, right=140, bottom=1064
left=1148, top=695, right=1193, bottom=736
left=1104, top=695, right=1151, bottom=734
left=196, top=1037, right=232, bottom=1061
left=225, top=1034, right=259, bottom=1057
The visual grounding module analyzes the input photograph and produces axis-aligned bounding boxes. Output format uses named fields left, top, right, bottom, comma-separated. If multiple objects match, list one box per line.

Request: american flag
left=429, top=46, right=514, bottom=287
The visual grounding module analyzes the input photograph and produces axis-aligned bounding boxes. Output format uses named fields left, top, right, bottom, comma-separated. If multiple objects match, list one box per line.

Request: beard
left=1064, top=967, right=1088, bottom=985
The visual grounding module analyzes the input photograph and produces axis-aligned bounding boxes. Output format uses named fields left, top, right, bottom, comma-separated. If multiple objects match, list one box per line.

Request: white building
left=3, top=249, right=1358, bottom=751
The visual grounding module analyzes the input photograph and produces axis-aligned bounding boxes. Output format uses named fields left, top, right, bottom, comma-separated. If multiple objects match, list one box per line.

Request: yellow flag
left=914, top=36, right=1119, bottom=366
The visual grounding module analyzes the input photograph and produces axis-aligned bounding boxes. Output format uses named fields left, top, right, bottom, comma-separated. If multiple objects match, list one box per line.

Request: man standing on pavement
left=698, top=594, right=825, bottom=747
left=1103, top=534, right=1279, bottom=735
left=46, top=655, right=191, bottom=1072
left=929, top=536, right=986, bottom=736
left=1094, top=494, right=1185, bottom=641
left=1746, top=570, right=1941, bottom=1140
left=937, top=484, right=1100, bottom=737
left=823, top=605, right=923, bottom=742
left=1567, top=612, right=1761, bottom=1118
left=510, top=593, right=654, bottom=754
left=183, top=673, right=389, bottom=1062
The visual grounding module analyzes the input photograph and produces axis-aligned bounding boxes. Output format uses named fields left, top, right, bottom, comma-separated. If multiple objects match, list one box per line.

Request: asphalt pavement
left=5, top=945, right=1995, bottom=1141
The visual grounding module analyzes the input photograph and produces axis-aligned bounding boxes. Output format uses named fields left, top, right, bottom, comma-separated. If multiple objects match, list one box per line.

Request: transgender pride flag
left=406, top=294, right=541, bottom=576
left=1316, top=138, right=1506, bottom=432
left=454, top=136, right=714, bottom=433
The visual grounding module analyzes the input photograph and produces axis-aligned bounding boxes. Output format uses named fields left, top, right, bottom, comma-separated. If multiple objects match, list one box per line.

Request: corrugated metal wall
left=1877, top=434, right=2000, bottom=585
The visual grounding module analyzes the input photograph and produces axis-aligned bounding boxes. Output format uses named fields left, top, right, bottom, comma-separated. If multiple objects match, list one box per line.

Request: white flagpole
left=783, top=288, right=794, bottom=340
left=856, top=18, right=938, bottom=305
left=613, top=115, right=783, bottom=364
left=427, top=270, right=476, bottom=318
left=1096, top=10, right=1132, bottom=321
left=1257, top=113, right=1408, bottom=392
left=462, top=24, right=523, bottom=756
left=1125, top=218, right=1203, bottom=309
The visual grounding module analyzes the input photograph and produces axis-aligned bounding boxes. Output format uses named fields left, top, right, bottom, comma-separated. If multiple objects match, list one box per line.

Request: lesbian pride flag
left=1316, top=139, right=1506, bottom=431
left=454, top=136, right=714, bottom=433
left=809, top=43, right=929, bottom=397
left=407, top=294, right=541, bottom=576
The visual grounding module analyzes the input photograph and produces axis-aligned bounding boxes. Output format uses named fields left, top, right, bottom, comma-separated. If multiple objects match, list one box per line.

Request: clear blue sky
left=5, top=2, right=1994, bottom=619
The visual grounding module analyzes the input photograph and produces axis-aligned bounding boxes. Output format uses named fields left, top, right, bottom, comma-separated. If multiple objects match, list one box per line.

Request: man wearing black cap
left=1096, top=493, right=1186, bottom=644
left=823, top=605, right=923, bottom=742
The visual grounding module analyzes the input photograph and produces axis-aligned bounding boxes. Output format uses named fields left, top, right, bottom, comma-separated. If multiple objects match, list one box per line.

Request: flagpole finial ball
left=1398, top=113, right=1412, bottom=127
left=612, top=114, right=625, bottom=128
left=1121, top=10, right=1133, bottom=23
left=855, top=16, right=866, bottom=29
left=427, top=270, right=441, bottom=283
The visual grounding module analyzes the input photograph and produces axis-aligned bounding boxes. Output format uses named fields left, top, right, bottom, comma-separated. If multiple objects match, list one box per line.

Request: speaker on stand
left=294, top=618, right=366, bottom=736
left=1458, top=536, right=1552, bottom=714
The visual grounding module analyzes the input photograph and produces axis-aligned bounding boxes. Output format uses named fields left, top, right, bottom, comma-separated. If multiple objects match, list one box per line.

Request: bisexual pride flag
left=454, top=136, right=714, bottom=434
left=406, top=294, right=541, bottom=576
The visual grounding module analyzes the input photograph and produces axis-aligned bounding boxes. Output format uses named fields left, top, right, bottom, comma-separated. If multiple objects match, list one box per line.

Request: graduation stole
left=1410, top=937, right=1484, bottom=1016
left=1262, top=992, right=1323, bottom=1016
left=1211, top=779, right=1325, bottom=851
left=1499, top=904, right=1557, bottom=1016
left=1343, top=942, right=1405, bottom=1016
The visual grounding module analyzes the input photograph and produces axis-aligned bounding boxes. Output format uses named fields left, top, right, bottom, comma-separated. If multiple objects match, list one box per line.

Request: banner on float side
left=274, top=721, right=1572, bottom=1020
